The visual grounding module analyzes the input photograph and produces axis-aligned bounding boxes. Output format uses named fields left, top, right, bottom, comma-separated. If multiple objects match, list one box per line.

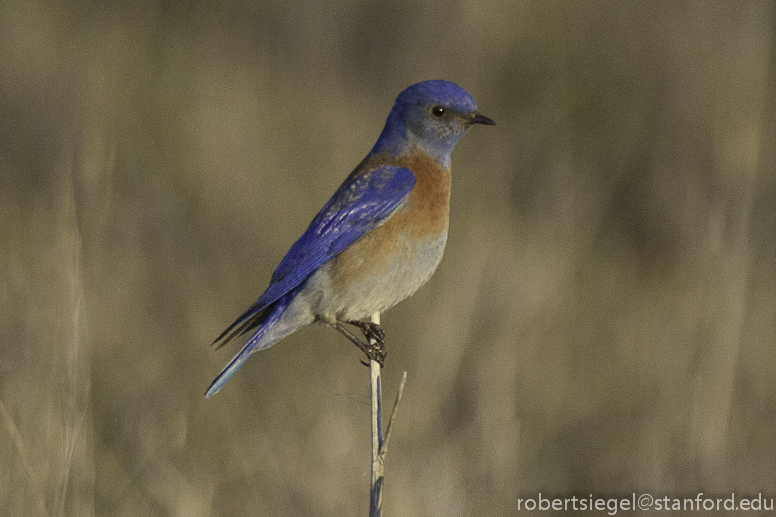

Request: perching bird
left=206, top=80, right=494, bottom=397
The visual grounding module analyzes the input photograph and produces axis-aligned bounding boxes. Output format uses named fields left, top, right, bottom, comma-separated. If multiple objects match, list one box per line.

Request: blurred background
left=2, top=1, right=775, bottom=515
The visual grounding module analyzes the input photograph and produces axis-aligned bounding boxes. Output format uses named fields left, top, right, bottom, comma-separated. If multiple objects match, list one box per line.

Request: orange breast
left=330, top=149, right=452, bottom=287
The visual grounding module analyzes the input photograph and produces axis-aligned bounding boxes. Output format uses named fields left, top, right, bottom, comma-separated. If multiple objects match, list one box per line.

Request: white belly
left=306, top=230, right=448, bottom=322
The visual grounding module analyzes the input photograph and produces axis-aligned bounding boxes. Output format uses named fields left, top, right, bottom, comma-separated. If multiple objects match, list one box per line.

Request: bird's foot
left=353, top=321, right=386, bottom=346
left=359, top=339, right=386, bottom=367
left=351, top=321, right=386, bottom=366
left=333, top=322, right=386, bottom=367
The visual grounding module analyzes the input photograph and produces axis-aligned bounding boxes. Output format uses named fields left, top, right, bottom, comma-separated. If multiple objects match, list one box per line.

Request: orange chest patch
left=329, top=150, right=452, bottom=284
left=365, top=150, right=452, bottom=238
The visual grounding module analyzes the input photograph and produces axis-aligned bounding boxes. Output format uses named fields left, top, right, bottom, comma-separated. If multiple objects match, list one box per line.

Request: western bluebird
left=206, top=80, right=494, bottom=397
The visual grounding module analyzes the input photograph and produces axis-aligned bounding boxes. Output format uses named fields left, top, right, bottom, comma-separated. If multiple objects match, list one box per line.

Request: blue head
left=370, top=80, right=495, bottom=167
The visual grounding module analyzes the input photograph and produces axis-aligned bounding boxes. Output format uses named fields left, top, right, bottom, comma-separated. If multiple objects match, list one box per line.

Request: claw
left=333, top=321, right=386, bottom=367
left=352, top=321, right=385, bottom=346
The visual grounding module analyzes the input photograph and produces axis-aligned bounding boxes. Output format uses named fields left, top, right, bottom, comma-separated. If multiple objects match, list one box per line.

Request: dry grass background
left=2, top=1, right=775, bottom=515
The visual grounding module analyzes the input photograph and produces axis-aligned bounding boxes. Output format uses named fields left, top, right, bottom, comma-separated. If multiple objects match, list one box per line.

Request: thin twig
left=367, top=313, right=409, bottom=516
left=380, top=371, right=407, bottom=460
left=368, top=313, right=383, bottom=517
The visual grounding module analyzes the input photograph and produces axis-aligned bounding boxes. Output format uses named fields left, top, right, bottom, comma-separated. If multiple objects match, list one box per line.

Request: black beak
left=470, top=113, right=496, bottom=126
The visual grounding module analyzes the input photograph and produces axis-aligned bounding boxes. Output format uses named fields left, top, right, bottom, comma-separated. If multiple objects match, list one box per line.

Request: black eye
left=430, top=105, right=445, bottom=118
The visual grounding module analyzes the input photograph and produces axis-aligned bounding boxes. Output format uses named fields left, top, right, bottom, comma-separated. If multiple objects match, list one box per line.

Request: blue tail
left=205, top=294, right=293, bottom=397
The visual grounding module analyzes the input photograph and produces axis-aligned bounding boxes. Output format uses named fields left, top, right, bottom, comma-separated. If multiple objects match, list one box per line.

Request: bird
left=206, top=80, right=494, bottom=397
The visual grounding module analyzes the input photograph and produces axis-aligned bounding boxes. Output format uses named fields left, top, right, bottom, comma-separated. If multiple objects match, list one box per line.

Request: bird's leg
left=332, top=322, right=386, bottom=367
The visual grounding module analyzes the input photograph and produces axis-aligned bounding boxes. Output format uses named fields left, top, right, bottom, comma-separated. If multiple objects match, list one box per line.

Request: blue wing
left=212, top=165, right=416, bottom=347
